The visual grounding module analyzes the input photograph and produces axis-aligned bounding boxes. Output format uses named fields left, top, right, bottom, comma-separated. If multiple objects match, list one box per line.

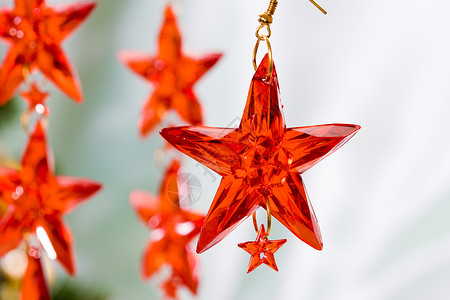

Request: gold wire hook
left=252, top=196, right=272, bottom=238
left=309, top=0, right=327, bottom=14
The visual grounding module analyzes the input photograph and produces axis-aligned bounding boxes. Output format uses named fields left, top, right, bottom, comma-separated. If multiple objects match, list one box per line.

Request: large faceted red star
left=130, top=160, right=205, bottom=296
left=161, top=54, right=361, bottom=254
left=0, top=0, right=96, bottom=105
left=238, top=225, right=286, bottom=273
left=0, top=121, right=101, bottom=274
left=119, top=5, right=222, bottom=136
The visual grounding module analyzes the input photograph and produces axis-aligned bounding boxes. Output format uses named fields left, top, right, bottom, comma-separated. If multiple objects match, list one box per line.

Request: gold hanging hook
left=258, top=0, right=278, bottom=25
left=309, top=0, right=327, bottom=14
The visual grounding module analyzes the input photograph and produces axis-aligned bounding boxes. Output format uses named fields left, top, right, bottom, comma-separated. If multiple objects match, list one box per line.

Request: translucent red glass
left=119, top=5, right=222, bottom=136
left=0, top=0, right=96, bottom=104
left=0, top=121, right=101, bottom=274
left=21, top=82, right=49, bottom=115
left=238, top=225, right=286, bottom=273
left=161, top=54, right=361, bottom=253
left=130, top=160, right=204, bottom=298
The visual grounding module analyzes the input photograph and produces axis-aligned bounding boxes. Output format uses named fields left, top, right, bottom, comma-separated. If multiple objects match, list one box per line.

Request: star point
left=160, top=54, right=360, bottom=254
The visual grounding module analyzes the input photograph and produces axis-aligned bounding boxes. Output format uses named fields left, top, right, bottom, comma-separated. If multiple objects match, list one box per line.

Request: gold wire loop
left=255, top=24, right=271, bottom=40
left=252, top=35, right=273, bottom=77
left=252, top=197, right=272, bottom=238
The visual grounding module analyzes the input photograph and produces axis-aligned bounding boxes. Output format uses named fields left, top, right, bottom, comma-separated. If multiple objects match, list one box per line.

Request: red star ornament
left=161, top=54, right=361, bottom=254
left=238, top=225, right=286, bottom=273
left=0, top=0, right=96, bottom=104
left=119, top=5, right=222, bottom=136
left=21, top=82, right=50, bottom=116
left=130, top=160, right=205, bottom=296
left=21, top=247, right=50, bottom=300
left=0, top=121, right=101, bottom=275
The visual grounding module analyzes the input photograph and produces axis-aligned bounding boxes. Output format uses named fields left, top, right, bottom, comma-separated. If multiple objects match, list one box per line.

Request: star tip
left=92, top=182, right=102, bottom=193
left=0, top=95, right=12, bottom=107
left=195, top=243, right=208, bottom=254
left=79, top=1, right=97, bottom=12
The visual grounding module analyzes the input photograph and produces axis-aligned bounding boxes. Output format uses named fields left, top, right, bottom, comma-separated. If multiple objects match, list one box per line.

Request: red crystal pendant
left=238, top=224, right=287, bottom=273
left=161, top=54, right=360, bottom=254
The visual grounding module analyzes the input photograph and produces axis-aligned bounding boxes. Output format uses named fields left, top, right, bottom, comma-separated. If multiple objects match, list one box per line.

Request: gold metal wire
left=252, top=196, right=272, bottom=238
left=252, top=35, right=273, bottom=77
left=310, top=0, right=327, bottom=14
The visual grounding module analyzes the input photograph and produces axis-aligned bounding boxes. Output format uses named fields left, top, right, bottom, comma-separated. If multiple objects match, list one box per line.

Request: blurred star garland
left=0, top=0, right=100, bottom=299
left=120, top=4, right=222, bottom=299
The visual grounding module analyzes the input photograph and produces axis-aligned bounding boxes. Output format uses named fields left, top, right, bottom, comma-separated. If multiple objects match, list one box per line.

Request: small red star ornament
left=161, top=54, right=361, bottom=254
left=119, top=5, right=222, bottom=136
left=0, top=121, right=101, bottom=275
left=21, top=83, right=50, bottom=116
left=0, top=0, right=96, bottom=104
left=238, top=225, right=286, bottom=273
left=130, top=160, right=205, bottom=298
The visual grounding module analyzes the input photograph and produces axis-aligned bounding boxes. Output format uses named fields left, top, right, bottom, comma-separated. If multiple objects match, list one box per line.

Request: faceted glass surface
left=161, top=54, right=361, bottom=253
left=130, top=160, right=205, bottom=297
left=0, top=0, right=96, bottom=104
left=0, top=121, right=101, bottom=274
left=119, top=5, right=222, bottom=136
left=238, top=225, right=287, bottom=273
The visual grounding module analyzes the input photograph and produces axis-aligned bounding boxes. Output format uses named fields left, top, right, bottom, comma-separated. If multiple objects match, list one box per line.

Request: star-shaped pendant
left=0, top=121, right=101, bottom=274
left=238, top=225, right=286, bottom=273
left=161, top=54, right=361, bottom=253
left=0, top=0, right=96, bottom=104
left=21, top=247, right=50, bottom=300
left=130, top=160, right=205, bottom=297
left=21, top=83, right=49, bottom=116
left=119, top=5, right=222, bottom=136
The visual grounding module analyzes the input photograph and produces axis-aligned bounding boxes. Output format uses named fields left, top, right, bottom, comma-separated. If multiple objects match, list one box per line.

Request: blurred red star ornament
left=21, top=83, right=50, bottom=116
left=0, top=0, right=96, bottom=105
left=130, top=160, right=205, bottom=298
left=119, top=5, right=222, bottom=136
left=0, top=121, right=101, bottom=275
left=238, top=224, right=286, bottom=273
left=161, top=54, right=361, bottom=254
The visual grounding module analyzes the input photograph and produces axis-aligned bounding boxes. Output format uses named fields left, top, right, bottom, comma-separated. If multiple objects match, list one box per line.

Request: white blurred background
left=1, top=0, right=450, bottom=299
